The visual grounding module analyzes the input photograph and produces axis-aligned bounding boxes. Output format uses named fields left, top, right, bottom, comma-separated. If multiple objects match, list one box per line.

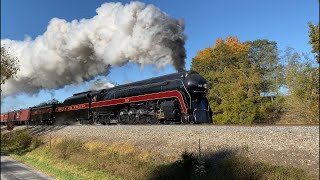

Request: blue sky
left=1, top=0, right=319, bottom=112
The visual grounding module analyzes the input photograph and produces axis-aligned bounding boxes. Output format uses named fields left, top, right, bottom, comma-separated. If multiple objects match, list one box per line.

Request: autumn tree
left=1, top=46, right=20, bottom=85
left=308, top=22, right=320, bottom=63
left=192, top=36, right=262, bottom=124
left=282, top=47, right=319, bottom=124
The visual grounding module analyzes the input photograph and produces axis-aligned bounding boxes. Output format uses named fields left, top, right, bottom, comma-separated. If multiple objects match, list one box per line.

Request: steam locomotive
left=1, top=71, right=213, bottom=125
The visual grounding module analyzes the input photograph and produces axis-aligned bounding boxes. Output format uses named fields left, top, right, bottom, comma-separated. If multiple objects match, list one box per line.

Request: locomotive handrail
left=179, top=79, right=191, bottom=109
left=101, top=81, right=170, bottom=94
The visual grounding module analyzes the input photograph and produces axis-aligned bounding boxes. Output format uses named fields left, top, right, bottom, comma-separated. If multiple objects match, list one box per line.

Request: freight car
left=1, top=109, right=30, bottom=125
left=2, top=71, right=213, bottom=125
left=1, top=106, right=56, bottom=126
left=0, top=113, right=8, bottom=125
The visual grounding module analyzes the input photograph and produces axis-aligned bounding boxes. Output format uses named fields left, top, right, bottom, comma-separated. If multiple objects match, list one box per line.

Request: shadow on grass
left=150, top=149, right=308, bottom=180
left=150, top=149, right=236, bottom=180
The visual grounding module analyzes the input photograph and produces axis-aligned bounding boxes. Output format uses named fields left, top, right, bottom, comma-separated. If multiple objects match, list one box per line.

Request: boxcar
left=0, top=113, right=8, bottom=125
left=16, top=109, right=31, bottom=125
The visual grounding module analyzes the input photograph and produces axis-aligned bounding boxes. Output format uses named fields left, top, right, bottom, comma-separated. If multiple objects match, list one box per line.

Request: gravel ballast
left=27, top=125, right=319, bottom=178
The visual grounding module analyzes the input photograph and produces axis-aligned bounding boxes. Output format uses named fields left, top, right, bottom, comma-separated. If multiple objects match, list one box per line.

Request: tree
left=192, top=36, right=262, bottom=124
left=246, top=40, right=283, bottom=93
left=282, top=47, right=319, bottom=124
left=246, top=40, right=285, bottom=122
left=308, top=22, right=320, bottom=63
left=1, top=46, right=20, bottom=85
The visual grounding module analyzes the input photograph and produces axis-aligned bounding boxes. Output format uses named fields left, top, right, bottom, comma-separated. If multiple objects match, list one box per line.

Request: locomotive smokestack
left=1, top=1, right=186, bottom=97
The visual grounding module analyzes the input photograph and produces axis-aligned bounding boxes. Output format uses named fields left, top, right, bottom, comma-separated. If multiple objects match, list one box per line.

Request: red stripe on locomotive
left=92, top=90, right=187, bottom=113
left=55, top=90, right=187, bottom=113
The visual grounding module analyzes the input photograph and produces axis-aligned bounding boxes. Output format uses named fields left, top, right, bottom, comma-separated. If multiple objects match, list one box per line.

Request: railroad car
left=15, top=108, right=31, bottom=125
left=2, top=71, right=213, bottom=125
left=7, top=111, right=17, bottom=124
left=0, top=113, right=8, bottom=125
left=3, top=109, right=31, bottom=125
left=30, top=105, right=55, bottom=125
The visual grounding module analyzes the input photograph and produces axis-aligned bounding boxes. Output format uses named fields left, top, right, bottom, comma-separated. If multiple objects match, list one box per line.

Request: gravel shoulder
left=25, top=125, right=319, bottom=178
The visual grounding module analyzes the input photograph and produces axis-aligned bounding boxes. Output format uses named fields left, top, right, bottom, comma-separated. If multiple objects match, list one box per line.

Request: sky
left=1, top=0, right=319, bottom=112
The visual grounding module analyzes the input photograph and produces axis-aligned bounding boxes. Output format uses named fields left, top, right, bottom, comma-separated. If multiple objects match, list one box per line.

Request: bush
left=53, top=138, right=85, bottom=159
left=16, top=130, right=32, bottom=150
left=1, top=129, right=32, bottom=153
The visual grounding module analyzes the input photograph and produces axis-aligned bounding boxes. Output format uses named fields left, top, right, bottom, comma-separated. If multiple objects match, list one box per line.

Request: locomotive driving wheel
left=147, top=116, right=159, bottom=124
left=119, top=109, right=130, bottom=124
left=127, top=115, right=136, bottom=124
left=180, top=114, right=190, bottom=124
left=119, top=115, right=128, bottom=124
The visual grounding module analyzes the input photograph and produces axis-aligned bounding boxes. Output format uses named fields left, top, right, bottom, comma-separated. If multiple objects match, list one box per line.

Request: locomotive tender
left=1, top=71, right=213, bottom=125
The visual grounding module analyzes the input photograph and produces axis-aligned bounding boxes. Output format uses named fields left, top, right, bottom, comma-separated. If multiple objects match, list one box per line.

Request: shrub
left=1, top=129, right=32, bottom=153
left=53, top=138, right=85, bottom=159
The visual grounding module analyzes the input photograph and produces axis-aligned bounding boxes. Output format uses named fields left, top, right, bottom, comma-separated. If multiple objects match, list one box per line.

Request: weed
left=30, top=136, right=44, bottom=149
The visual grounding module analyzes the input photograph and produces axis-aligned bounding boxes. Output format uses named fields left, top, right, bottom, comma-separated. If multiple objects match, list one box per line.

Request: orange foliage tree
left=192, top=36, right=262, bottom=124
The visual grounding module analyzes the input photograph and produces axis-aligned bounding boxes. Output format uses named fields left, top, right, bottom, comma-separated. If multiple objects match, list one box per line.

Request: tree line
left=191, top=23, right=319, bottom=124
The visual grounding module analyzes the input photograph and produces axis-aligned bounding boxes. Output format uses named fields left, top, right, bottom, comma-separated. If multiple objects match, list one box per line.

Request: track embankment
left=24, top=125, right=319, bottom=178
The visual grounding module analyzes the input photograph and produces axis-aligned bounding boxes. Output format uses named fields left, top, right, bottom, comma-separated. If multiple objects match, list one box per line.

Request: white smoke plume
left=87, top=78, right=115, bottom=91
left=1, top=1, right=186, bottom=97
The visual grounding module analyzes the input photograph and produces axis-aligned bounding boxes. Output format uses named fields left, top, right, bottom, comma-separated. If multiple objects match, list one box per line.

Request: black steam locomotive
left=1, top=71, right=213, bottom=125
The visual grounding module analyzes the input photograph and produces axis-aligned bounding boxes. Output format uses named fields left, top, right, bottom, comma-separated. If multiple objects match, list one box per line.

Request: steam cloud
left=1, top=1, right=186, bottom=97
left=88, top=79, right=115, bottom=91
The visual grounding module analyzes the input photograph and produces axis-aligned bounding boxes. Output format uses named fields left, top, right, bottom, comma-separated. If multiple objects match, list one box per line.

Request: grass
left=11, top=147, right=120, bottom=180
left=0, top=129, right=40, bottom=154
left=1, top=129, right=311, bottom=180
left=215, top=154, right=309, bottom=180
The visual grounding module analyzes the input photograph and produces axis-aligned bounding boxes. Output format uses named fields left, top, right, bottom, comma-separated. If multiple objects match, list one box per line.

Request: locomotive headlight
left=198, top=84, right=208, bottom=89
left=203, top=84, right=207, bottom=89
